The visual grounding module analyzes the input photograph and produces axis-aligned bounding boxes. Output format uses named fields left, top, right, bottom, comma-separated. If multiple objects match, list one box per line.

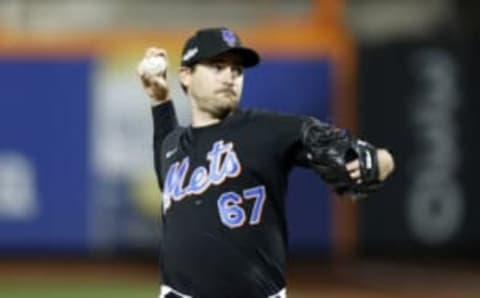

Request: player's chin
left=211, top=101, right=238, bottom=119
left=210, top=106, right=233, bottom=119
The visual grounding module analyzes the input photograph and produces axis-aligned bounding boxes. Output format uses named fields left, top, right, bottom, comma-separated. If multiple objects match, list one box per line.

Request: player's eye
left=209, top=61, right=243, bottom=77
left=232, top=66, right=243, bottom=76
left=213, top=63, right=226, bottom=72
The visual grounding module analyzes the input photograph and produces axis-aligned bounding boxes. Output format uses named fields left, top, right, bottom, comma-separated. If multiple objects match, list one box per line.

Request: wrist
left=151, top=98, right=172, bottom=107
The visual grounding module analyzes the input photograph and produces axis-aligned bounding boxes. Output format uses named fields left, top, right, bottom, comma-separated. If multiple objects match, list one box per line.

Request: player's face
left=182, top=53, right=244, bottom=119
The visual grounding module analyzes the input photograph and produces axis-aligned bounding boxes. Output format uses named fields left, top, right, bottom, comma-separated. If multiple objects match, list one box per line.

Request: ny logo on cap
left=221, top=29, right=237, bottom=47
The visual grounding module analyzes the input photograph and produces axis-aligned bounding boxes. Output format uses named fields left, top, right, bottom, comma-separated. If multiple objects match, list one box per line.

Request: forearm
left=152, top=100, right=178, bottom=144
left=152, top=100, right=178, bottom=185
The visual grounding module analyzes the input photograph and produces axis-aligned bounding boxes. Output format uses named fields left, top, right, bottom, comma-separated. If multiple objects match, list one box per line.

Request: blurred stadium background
left=1, top=0, right=480, bottom=297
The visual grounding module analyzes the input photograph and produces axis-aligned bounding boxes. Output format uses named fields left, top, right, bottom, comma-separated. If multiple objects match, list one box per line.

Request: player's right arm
left=137, top=47, right=179, bottom=186
left=138, top=47, right=171, bottom=107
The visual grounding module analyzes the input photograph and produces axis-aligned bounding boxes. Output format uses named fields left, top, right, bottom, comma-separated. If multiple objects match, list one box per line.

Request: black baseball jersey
left=153, top=101, right=310, bottom=298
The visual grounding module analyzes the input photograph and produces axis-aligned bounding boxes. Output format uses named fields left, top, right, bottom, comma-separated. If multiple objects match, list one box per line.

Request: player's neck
left=190, top=98, right=221, bottom=127
left=191, top=106, right=221, bottom=128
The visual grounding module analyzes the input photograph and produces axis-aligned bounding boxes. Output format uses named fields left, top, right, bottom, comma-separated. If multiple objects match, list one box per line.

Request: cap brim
left=225, top=47, right=260, bottom=67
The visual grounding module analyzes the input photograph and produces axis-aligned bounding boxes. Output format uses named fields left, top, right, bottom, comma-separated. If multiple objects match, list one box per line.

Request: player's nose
left=220, top=68, right=235, bottom=85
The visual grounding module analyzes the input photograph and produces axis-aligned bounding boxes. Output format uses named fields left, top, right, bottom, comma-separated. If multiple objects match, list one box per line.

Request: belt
left=159, top=284, right=286, bottom=298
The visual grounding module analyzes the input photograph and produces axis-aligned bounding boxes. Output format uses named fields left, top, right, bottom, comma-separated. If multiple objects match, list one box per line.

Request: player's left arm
left=298, top=117, right=395, bottom=199
left=270, top=112, right=395, bottom=199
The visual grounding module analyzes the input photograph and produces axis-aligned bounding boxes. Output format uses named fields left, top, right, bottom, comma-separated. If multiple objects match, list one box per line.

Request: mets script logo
left=162, top=140, right=241, bottom=213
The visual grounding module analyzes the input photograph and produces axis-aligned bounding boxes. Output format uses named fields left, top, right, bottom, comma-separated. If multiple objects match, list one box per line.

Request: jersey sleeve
left=259, top=112, right=311, bottom=169
left=284, top=116, right=311, bottom=168
left=151, top=101, right=178, bottom=187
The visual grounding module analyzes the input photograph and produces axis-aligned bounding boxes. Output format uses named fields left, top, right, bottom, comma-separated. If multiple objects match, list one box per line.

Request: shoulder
left=236, top=108, right=308, bottom=127
left=235, top=109, right=310, bottom=146
left=161, top=126, right=186, bottom=150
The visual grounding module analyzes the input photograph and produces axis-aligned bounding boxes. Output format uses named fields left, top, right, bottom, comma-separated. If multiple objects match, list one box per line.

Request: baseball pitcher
left=137, top=27, right=395, bottom=298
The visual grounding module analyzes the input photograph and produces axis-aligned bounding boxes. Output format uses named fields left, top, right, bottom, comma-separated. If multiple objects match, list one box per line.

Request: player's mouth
left=217, top=89, right=236, bottom=96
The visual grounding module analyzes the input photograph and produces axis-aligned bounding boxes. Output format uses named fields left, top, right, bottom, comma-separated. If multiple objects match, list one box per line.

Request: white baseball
left=139, top=55, right=167, bottom=75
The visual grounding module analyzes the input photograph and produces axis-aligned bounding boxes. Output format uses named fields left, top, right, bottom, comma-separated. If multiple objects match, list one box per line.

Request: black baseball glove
left=300, top=117, right=382, bottom=199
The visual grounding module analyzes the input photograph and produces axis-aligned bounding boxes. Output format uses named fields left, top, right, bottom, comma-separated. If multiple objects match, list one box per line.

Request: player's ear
left=179, top=66, right=192, bottom=90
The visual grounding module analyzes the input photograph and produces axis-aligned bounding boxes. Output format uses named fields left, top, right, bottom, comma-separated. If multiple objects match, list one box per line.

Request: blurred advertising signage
left=358, top=40, right=479, bottom=256
left=0, top=58, right=91, bottom=253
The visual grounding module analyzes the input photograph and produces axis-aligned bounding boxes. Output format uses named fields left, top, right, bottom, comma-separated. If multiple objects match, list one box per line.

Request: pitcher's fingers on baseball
left=147, top=75, right=169, bottom=101
left=140, top=73, right=151, bottom=87
left=139, top=72, right=168, bottom=101
left=141, top=73, right=166, bottom=90
left=146, top=47, right=168, bottom=59
left=140, top=73, right=161, bottom=88
left=137, top=60, right=167, bottom=78
left=151, top=75, right=167, bottom=89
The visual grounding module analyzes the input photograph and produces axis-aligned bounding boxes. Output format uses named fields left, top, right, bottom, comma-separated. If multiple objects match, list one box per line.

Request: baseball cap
left=180, top=27, right=260, bottom=68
